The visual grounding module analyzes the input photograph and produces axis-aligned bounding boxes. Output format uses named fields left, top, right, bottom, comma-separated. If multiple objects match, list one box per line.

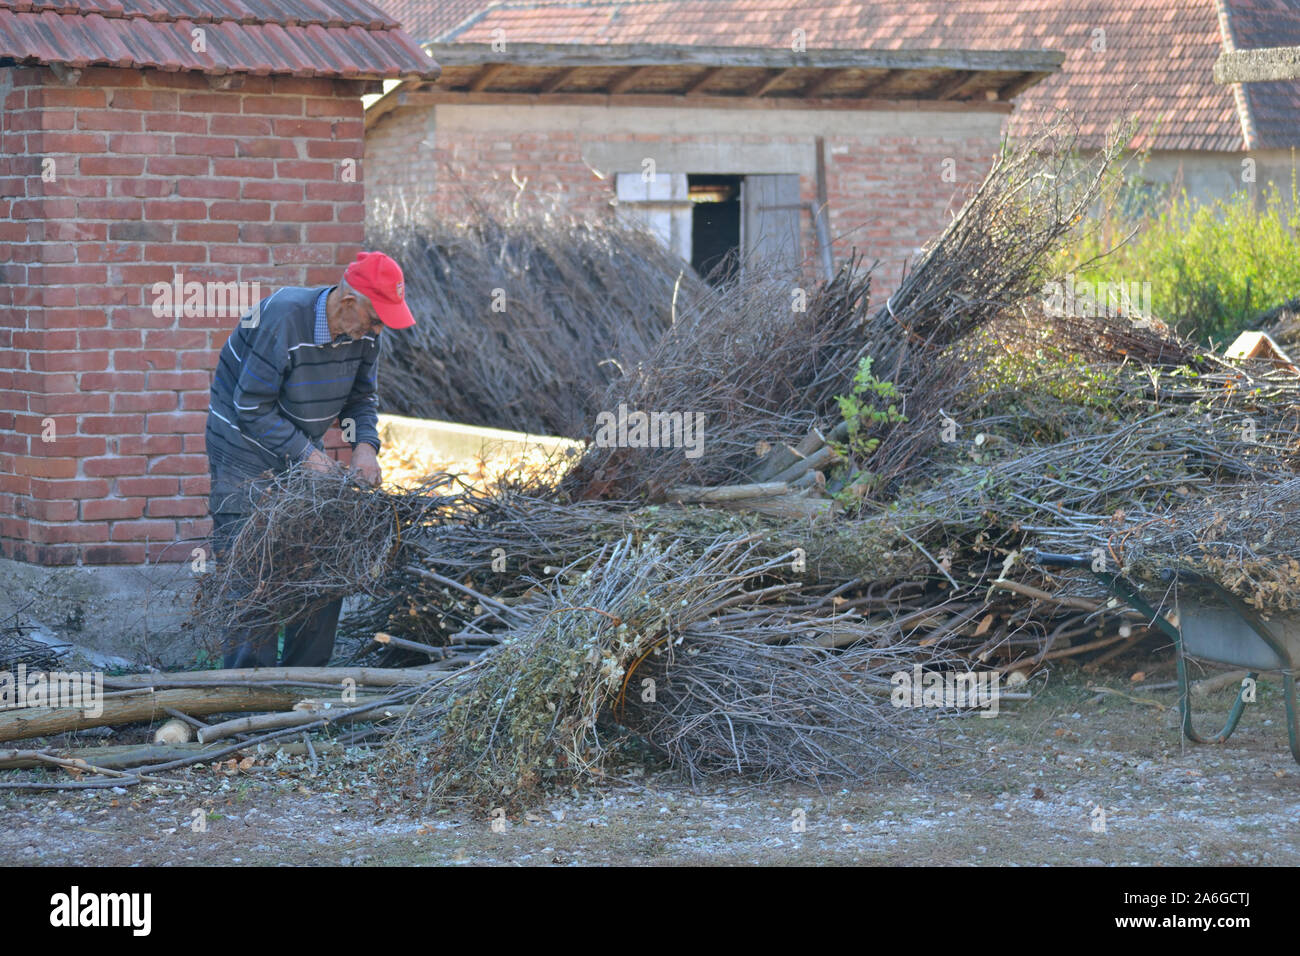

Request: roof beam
left=684, top=65, right=726, bottom=94
left=745, top=67, right=793, bottom=97
left=995, top=70, right=1052, bottom=100
left=1214, top=47, right=1300, bottom=83
left=468, top=62, right=508, bottom=91
left=426, top=41, right=1064, bottom=75
left=855, top=68, right=907, bottom=97
left=932, top=69, right=981, bottom=100
left=402, top=89, right=1016, bottom=115
left=608, top=64, right=656, bottom=94
left=539, top=65, right=579, bottom=93
left=801, top=67, right=849, bottom=98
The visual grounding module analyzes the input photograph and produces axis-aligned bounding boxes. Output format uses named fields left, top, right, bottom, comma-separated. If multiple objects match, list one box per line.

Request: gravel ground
left=2, top=663, right=1298, bottom=866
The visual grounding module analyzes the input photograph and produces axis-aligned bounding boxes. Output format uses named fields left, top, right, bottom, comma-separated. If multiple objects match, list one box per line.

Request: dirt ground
left=2, top=661, right=1298, bottom=866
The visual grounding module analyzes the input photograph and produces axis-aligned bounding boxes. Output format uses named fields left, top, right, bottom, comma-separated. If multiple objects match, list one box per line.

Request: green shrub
left=1057, top=167, right=1300, bottom=346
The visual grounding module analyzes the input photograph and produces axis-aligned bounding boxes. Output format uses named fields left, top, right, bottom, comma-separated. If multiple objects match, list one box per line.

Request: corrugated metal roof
left=0, top=0, right=440, bottom=78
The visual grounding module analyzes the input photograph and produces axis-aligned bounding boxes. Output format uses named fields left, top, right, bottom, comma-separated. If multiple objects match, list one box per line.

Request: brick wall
left=364, top=101, right=1004, bottom=298
left=0, top=65, right=366, bottom=566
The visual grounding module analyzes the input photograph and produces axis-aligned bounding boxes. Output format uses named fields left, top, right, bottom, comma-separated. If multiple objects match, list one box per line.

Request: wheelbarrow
left=1026, top=549, right=1300, bottom=764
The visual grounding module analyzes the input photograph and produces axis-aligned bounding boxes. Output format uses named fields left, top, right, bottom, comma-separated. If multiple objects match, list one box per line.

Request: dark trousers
left=211, top=510, right=343, bottom=669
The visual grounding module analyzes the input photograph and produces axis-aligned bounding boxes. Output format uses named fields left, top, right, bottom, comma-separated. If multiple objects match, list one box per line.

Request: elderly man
left=205, top=251, right=416, bottom=668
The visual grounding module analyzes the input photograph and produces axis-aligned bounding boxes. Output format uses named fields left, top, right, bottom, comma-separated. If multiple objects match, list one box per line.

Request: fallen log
left=0, top=686, right=307, bottom=743
left=99, top=666, right=441, bottom=690
left=0, top=739, right=342, bottom=770
left=767, top=444, right=842, bottom=486
left=731, top=494, right=835, bottom=520
left=198, top=701, right=412, bottom=744
left=373, top=632, right=446, bottom=658
left=664, top=481, right=790, bottom=503
left=1192, top=669, right=1252, bottom=696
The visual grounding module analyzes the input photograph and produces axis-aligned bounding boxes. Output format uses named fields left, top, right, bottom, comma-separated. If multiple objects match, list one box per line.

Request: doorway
left=689, top=174, right=741, bottom=284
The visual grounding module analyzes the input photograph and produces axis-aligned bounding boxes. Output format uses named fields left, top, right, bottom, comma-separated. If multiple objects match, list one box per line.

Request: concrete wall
left=1126, top=149, right=1298, bottom=207
left=365, top=100, right=1007, bottom=298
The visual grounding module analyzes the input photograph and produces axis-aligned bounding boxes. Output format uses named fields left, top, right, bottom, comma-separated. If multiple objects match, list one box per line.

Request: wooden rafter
left=540, top=65, right=579, bottom=93
left=609, top=64, right=655, bottom=94
left=468, top=62, right=508, bottom=92
left=855, top=68, right=907, bottom=97
left=745, top=67, right=793, bottom=97
left=932, top=69, right=981, bottom=100
left=684, top=65, right=726, bottom=94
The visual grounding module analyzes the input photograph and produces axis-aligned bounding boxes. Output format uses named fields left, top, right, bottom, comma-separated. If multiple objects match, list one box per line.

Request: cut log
left=198, top=701, right=412, bottom=744
left=750, top=443, right=804, bottom=483
left=0, top=686, right=309, bottom=743
left=767, top=444, right=842, bottom=485
left=0, top=739, right=341, bottom=771
left=665, top=481, right=790, bottom=503
left=1192, top=669, right=1252, bottom=696
left=99, top=666, right=441, bottom=690
left=732, top=494, right=835, bottom=519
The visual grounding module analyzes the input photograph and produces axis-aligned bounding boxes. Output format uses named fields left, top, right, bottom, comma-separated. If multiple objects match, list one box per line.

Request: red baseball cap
left=343, top=251, right=416, bottom=329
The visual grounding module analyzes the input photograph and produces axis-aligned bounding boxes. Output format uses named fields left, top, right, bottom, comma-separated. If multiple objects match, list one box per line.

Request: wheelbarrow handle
left=1023, top=548, right=1093, bottom=570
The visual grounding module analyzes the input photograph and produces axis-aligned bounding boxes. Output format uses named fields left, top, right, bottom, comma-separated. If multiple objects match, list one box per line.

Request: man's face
left=338, top=293, right=385, bottom=341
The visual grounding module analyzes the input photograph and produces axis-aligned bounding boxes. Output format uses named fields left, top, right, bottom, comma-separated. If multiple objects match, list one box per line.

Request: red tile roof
left=377, top=0, right=1300, bottom=150
left=0, top=0, right=440, bottom=79
left=375, top=0, right=486, bottom=45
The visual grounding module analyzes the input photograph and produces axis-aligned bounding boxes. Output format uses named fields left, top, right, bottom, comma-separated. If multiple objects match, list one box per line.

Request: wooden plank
left=424, top=41, right=1064, bottom=75
left=397, top=89, right=1016, bottom=114
left=743, top=173, right=802, bottom=273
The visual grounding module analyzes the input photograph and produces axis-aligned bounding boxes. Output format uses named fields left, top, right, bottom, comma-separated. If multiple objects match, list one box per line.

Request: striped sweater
left=205, top=285, right=380, bottom=514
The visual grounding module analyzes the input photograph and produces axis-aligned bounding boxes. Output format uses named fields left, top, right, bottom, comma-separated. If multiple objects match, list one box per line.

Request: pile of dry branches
left=369, top=204, right=705, bottom=438
left=22, top=115, right=1300, bottom=806
left=190, top=470, right=463, bottom=646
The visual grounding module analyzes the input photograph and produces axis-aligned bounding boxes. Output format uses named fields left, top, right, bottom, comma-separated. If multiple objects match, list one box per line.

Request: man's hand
left=350, top=443, right=382, bottom=487
left=302, top=448, right=338, bottom=474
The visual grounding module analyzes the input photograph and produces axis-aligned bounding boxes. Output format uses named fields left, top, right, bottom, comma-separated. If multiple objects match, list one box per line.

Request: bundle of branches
left=982, top=303, right=1201, bottom=370
left=190, top=470, right=465, bottom=644
left=368, top=203, right=704, bottom=438
left=1122, top=478, right=1300, bottom=611
left=562, top=115, right=1132, bottom=505
left=382, top=533, right=961, bottom=806
left=334, top=493, right=637, bottom=662
left=560, top=255, right=873, bottom=499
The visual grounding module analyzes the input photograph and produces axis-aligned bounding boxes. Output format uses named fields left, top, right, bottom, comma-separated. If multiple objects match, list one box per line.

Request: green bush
left=1057, top=169, right=1300, bottom=346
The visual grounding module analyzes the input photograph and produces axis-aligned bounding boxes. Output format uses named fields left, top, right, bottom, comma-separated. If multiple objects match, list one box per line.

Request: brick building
left=365, top=40, right=1059, bottom=295
left=0, top=0, right=438, bottom=570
